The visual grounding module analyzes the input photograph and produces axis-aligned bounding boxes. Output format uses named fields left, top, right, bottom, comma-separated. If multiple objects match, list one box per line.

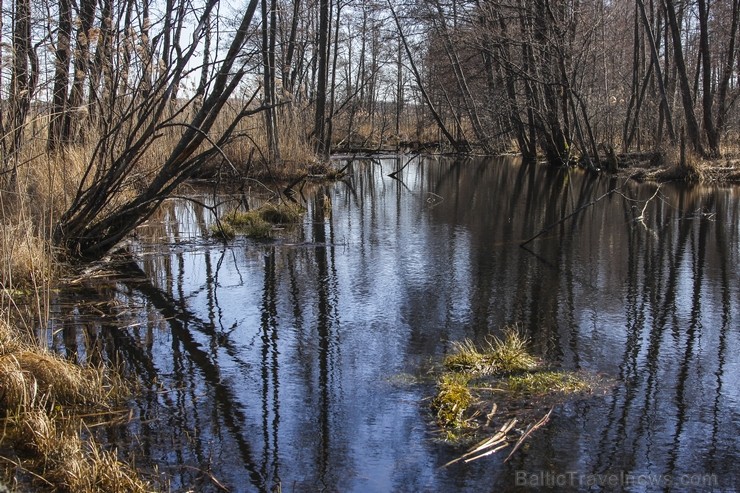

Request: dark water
left=50, top=156, right=740, bottom=492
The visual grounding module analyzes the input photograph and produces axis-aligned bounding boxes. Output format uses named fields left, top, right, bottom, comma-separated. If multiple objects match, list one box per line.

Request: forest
left=0, top=0, right=738, bottom=261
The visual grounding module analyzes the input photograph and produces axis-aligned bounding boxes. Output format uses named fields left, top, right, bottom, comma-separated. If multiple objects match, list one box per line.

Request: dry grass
left=0, top=218, right=53, bottom=292
left=443, top=327, right=538, bottom=375
left=618, top=144, right=740, bottom=183
left=0, top=319, right=151, bottom=492
left=4, top=410, right=150, bottom=493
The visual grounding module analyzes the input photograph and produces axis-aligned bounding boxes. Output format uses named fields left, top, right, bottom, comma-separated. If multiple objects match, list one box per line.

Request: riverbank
left=611, top=149, right=740, bottom=183
left=0, top=319, right=152, bottom=492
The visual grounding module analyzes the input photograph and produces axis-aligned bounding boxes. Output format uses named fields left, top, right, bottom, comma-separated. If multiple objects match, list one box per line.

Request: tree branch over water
left=53, top=0, right=260, bottom=261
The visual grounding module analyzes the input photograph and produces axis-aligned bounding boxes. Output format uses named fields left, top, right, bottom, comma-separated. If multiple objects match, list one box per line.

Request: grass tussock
left=443, top=328, right=537, bottom=375
left=217, top=202, right=305, bottom=239
left=432, top=325, right=594, bottom=439
left=5, top=410, right=149, bottom=492
left=0, top=320, right=150, bottom=492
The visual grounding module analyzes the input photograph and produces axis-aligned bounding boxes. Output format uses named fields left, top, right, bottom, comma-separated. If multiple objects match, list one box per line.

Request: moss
left=507, top=371, right=590, bottom=395
left=431, top=372, right=473, bottom=429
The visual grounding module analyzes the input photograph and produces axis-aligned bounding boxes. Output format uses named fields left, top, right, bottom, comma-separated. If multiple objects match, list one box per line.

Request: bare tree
left=54, top=0, right=262, bottom=260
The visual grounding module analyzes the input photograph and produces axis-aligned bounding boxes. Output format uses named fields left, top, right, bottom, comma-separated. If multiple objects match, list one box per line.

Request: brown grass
left=0, top=319, right=151, bottom=492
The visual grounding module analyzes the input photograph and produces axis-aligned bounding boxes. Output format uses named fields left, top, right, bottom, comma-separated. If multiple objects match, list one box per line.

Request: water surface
left=51, top=156, right=740, bottom=492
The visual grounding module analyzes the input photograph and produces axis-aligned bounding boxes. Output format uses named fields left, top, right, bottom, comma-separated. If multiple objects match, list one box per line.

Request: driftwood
left=443, top=418, right=518, bottom=467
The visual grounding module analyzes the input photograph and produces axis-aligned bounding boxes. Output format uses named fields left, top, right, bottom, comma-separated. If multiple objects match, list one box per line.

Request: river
left=50, top=156, right=740, bottom=492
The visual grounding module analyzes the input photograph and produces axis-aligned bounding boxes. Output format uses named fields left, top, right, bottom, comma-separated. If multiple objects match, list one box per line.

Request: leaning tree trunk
left=54, top=0, right=261, bottom=261
left=387, top=0, right=465, bottom=152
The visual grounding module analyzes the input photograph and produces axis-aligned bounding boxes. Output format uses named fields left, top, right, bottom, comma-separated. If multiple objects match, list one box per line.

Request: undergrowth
left=0, top=318, right=152, bottom=492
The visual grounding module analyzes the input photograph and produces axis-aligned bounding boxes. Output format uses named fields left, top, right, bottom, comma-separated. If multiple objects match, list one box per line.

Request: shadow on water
left=49, top=156, right=740, bottom=492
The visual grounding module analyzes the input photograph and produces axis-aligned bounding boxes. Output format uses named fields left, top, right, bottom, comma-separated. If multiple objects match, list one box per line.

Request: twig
left=388, top=153, right=422, bottom=179
left=442, top=418, right=517, bottom=467
left=634, top=184, right=662, bottom=225
left=504, top=407, right=553, bottom=463
left=0, top=454, right=55, bottom=486
left=181, top=465, right=231, bottom=492
left=520, top=188, right=616, bottom=246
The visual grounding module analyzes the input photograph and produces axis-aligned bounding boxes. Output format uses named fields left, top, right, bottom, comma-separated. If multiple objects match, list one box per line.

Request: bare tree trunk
left=49, top=0, right=72, bottom=151
left=716, top=0, right=740, bottom=144
left=62, top=0, right=97, bottom=144
left=313, top=0, right=330, bottom=159
left=261, top=0, right=281, bottom=163
left=431, top=0, right=492, bottom=152
left=387, top=1, right=463, bottom=151
left=324, top=0, right=343, bottom=154
left=664, top=0, right=705, bottom=156
left=6, top=0, right=32, bottom=168
left=636, top=0, right=676, bottom=143
left=87, top=0, right=113, bottom=125
left=697, top=0, right=719, bottom=156
left=284, top=0, right=302, bottom=94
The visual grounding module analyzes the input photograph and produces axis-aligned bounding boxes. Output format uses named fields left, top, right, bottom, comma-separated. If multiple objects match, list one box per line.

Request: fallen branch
left=388, top=153, right=422, bottom=180
left=442, top=417, right=517, bottom=467
left=504, top=407, right=553, bottom=463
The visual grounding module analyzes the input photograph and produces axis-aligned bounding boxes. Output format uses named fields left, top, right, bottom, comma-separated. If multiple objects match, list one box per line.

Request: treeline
left=418, top=0, right=740, bottom=164
left=0, top=0, right=738, bottom=260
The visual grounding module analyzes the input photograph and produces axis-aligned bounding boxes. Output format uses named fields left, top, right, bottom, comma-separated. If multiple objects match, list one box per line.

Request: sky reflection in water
left=52, top=156, right=740, bottom=492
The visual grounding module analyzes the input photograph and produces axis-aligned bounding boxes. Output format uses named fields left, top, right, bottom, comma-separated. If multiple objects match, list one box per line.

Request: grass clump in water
left=210, top=221, right=236, bottom=240
left=220, top=210, right=272, bottom=238
left=431, top=372, right=473, bottom=429
left=259, top=203, right=304, bottom=224
left=443, top=327, right=537, bottom=375
left=507, top=371, right=590, bottom=395
left=432, top=325, right=596, bottom=444
left=218, top=202, right=304, bottom=239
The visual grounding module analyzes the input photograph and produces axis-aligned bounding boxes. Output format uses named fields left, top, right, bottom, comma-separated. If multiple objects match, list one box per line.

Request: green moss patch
left=432, top=373, right=473, bottom=429
left=507, top=371, right=590, bottom=394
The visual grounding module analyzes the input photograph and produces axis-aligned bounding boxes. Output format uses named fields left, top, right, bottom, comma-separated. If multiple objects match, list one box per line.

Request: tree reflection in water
left=50, top=157, right=740, bottom=492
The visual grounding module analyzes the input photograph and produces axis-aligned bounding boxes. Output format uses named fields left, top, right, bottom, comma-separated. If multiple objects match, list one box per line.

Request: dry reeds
left=0, top=320, right=150, bottom=492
